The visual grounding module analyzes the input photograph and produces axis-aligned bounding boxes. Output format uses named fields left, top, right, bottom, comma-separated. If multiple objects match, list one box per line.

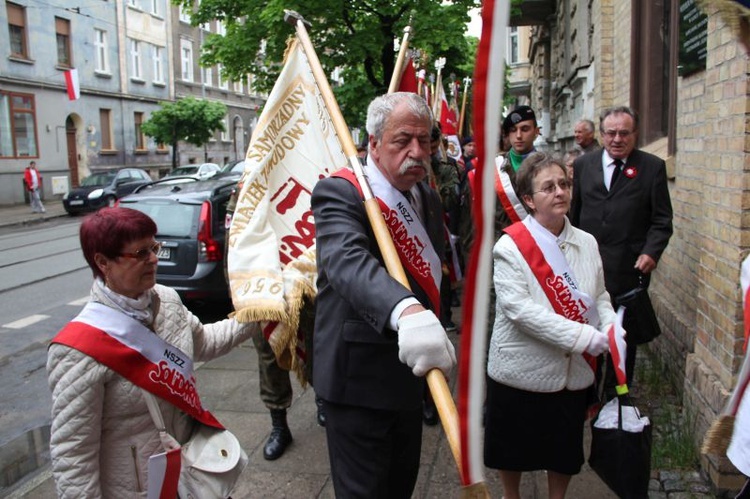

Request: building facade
left=0, top=0, right=265, bottom=205
left=512, top=0, right=749, bottom=491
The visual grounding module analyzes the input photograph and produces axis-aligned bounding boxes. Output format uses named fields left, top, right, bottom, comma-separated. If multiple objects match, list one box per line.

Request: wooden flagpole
left=458, top=76, right=471, bottom=140
left=283, top=10, right=478, bottom=492
left=387, top=24, right=412, bottom=94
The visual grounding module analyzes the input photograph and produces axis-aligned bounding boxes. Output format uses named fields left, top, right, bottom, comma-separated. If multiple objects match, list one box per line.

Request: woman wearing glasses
left=484, top=152, right=618, bottom=499
left=46, top=207, right=258, bottom=498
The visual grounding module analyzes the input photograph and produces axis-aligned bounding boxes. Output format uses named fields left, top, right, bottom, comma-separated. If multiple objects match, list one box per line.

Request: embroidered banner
left=227, top=39, right=347, bottom=383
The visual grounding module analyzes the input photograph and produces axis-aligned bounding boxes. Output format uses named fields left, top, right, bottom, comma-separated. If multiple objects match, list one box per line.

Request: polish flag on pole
left=607, top=307, right=628, bottom=392
left=65, top=68, right=80, bottom=101
left=397, top=58, right=419, bottom=94
left=457, top=0, right=509, bottom=487
left=434, top=78, right=462, bottom=162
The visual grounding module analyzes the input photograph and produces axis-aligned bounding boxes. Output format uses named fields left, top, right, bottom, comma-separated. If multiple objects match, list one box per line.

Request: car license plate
left=69, top=200, right=84, bottom=206
left=157, top=247, right=171, bottom=260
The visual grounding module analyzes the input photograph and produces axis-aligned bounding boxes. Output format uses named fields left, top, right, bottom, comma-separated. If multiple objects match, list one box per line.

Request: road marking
left=3, top=314, right=50, bottom=329
left=68, top=297, right=89, bottom=306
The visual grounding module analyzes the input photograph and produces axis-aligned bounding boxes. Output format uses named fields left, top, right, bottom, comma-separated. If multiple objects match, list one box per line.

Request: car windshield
left=169, top=166, right=199, bottom=176
left=230, top=162, right=246, bottom=173
left=126, top=200, right=200, bottom=237
left=80, top=173, right=116, bottom=187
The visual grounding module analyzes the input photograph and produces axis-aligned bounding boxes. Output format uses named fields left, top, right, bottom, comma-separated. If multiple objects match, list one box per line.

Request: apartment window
left=134, top=112, right=146, bottom=150
left=233, top=80, right=243, bottom=93
left=56, top=17, right=72, bottom=67
left=129, top=39, right=142, bottom=79
left=203, top=66, right=213, bottom=87
left=0, top=91, right=38, bottom=158
left=178, top=5, right=191, bottom=23
left=508, top=27, right=519, bottom=64
left=152, top=45, right=164, bottom=83
left=246, top=74, right=253, bottom=94
left=128, top=0, right=139, bottom=8
left=181, top=40, right=193, bottom=82
left=150, top=0, right=159, bottom=16
left=7, top=3, right=29, bottom=59
left=631, top=0, right=678, bottom=152
left=220, top=115, right=229, bottom=141
left=100, top=108, right=113, bottom=150
left=217, top=64, right=228, bottom=90
left=216, top=21, right=226, bottom=36
left=94, top=29, right=109, bottom=72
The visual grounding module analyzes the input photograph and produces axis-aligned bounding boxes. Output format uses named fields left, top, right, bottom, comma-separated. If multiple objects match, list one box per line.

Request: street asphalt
left=1, top=199, right=619, bottom=498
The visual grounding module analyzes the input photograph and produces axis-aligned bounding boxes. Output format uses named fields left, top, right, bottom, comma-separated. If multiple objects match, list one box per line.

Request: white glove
left=397, top=310, right=457, bottom=377
left=585, top=331, right=609, bottom=356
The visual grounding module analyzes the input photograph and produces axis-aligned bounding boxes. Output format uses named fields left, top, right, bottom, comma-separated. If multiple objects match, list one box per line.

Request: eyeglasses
left=602, top=129, right=633, bottom=139
left=533, top=180, right=572, bottom=196
left=119, top=242, right=162, bottom=261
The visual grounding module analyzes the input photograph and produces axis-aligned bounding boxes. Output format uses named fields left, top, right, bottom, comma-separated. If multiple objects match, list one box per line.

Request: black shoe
left=423, top=401, right=439, bottom=426
left=443, top=320, right=458, bottom=333
left=315, top=396, right=326, bottom=427
left=263, top=409, right=293, bottom=460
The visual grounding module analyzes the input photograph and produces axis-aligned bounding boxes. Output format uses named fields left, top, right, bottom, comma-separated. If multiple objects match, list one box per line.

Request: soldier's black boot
left=263, top=409, right=293, bottom=460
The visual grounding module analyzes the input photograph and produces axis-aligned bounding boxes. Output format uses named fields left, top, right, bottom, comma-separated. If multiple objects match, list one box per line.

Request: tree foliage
left=181, top=0, right=480, bottom=126
left=142, top=97, right=227, bottom=168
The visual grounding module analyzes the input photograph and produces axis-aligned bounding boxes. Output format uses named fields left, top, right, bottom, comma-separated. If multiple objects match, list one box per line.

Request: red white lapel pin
left=623, top=165, right=637, bottom=178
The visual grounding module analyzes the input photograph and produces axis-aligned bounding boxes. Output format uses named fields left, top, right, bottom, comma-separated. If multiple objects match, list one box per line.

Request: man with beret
left=461, top=135, right=477, bottom=171
left=571, top=106, right=673, bottom=388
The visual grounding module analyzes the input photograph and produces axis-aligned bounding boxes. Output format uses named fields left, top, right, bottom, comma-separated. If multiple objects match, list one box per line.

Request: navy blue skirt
left=483, top=378, right=587, bottom=475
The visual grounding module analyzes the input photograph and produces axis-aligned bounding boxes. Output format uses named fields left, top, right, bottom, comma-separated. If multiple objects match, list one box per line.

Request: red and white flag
left=434, top=78, right=463, bottom=163
left=64, top=68, right=80, bottom=100
left=228, top=38, right=347, bottom=384
left=607, top=307, right=628, bottom=393
left=457, top=0, right=509, bottom=487
left=397, top=58, right=419, bottom=94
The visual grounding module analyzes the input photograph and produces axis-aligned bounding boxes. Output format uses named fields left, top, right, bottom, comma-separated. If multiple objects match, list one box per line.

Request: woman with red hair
left=47, top=207, right=258, bottom=497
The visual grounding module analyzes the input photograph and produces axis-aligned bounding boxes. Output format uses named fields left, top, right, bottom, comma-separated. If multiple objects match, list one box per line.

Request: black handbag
left=614, top=276, right=662, bottom=345
left=589, top=395, right=652, bottom=499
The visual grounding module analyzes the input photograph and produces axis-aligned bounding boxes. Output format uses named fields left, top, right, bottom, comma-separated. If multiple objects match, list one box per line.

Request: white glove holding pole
left=397, top=310, right=456, bottom=377
left=585, top=331, right=610, bottom=356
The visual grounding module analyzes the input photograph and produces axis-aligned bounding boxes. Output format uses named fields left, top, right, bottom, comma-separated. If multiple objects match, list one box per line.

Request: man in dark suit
left=570, top=106, right=673, bottom=386
left=311, top=92, right=456, bottom=498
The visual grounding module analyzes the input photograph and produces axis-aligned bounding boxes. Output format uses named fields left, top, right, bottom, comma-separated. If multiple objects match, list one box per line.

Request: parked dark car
left=62, top=168, right=152, bottom=215
left=118, top=176, right=236, bottom=303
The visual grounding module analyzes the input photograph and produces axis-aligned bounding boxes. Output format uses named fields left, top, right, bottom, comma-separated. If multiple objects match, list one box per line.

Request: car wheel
left=105, top=196, right=116, bottom=207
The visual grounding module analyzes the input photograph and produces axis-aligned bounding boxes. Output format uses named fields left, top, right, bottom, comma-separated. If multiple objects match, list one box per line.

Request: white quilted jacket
left=487, top=218, right=617, bottom=392
left=47, top=284, right=258, bottom=498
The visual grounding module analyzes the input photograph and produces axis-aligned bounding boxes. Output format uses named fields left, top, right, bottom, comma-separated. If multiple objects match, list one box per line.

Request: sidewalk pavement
left=0, top=201, right=69, bottom=229
left=2, top=201, right=618, bottom=498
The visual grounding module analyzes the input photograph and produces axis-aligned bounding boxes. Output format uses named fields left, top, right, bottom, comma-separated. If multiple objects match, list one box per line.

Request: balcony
left=510, top=0, right=556, bottom=26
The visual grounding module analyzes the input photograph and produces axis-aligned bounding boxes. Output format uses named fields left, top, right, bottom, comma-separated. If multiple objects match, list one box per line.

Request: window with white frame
left=246, top=74, right=253, bottom=94
left=0, top=91, right=38, bottom=158
left=233, top=79, right=243, bottom=93
left=181, top=39, right=193, bottom=82
left=203, top=66, right=213, bottom=87
left=128, top=0, right=139, bottom=9
left=94, top=28, right=109, bottom=72
left=150, top=0, right=159, bottom=16
left=216, top=21, right=226, bottom=36
left=217, top=64, right=228, bottom=90
left=508, top=27, right=519, bottom=64
left=152, top=45, right=164, bottom=83
left=178, top=5, right=191, bottom=23
left=129, top=39, right=142, bottom=79
left=220, top=115, right=229, bottom=141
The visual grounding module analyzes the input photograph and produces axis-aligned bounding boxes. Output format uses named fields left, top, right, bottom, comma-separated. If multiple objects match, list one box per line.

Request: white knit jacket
left=47, top=284, right=258, bottom=498
left=487, top=218, right=617, bottom=392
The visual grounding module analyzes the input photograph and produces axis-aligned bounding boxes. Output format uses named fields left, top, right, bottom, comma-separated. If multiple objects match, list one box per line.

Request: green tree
left=142, top=97, right=227, bottom=168
left=181, top=0, right=479, bottom=126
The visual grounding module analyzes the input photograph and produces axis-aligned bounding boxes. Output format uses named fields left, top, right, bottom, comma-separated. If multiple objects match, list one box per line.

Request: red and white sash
left=494, top=156, right=527, bottom=224
left=51, top=301, right=224, bottom=430
left=333, top=163, right=442, bottom=315
left=504, top=217, right=599, bottom=371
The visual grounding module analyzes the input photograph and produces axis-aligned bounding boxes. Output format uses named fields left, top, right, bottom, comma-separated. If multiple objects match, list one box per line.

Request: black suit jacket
left=311, top=175, right=445, bottom=411
left=570, top=149, right=673, bottom=296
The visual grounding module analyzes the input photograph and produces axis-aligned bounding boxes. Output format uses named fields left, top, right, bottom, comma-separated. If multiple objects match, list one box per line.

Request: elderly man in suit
left=311, top=92, right=456, bottom=498
left=570, top=106, right=673, bottom=387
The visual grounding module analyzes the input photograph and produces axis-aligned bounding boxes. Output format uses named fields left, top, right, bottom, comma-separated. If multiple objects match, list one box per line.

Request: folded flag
left=65, top=68, right=80, bottom=101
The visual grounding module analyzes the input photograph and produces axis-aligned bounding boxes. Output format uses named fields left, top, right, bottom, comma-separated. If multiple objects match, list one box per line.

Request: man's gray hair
left=365, top=92, right=433, bottom=141
left=599, top=106, right=639, bottom=131
left=577, top=119, right=595, bottom=133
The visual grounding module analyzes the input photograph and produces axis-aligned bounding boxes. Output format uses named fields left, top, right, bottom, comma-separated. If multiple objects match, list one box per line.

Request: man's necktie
left=610, top=159, right=623, bottom=190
